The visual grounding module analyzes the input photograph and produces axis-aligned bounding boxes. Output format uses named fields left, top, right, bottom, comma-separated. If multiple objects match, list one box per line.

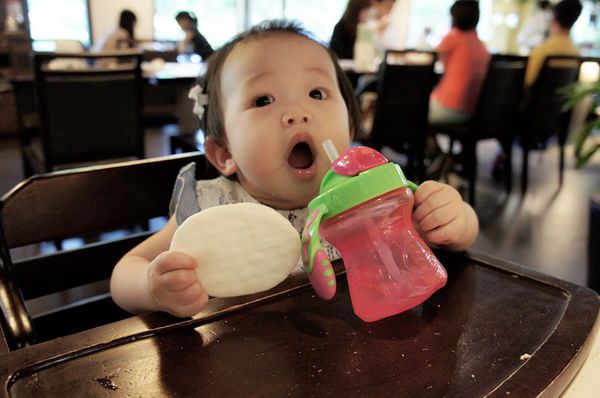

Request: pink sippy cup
left=302, top=146, right=447, bottom=322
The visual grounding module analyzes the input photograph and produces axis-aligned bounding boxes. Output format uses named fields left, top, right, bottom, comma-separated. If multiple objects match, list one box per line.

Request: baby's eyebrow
left=305, top=66, right=335, bottom=80
left=244, top=70, right=274, bottom=85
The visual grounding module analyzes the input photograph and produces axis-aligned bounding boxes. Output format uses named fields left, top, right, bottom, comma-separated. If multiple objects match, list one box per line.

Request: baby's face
left=219, top=32, right=351, bottom=210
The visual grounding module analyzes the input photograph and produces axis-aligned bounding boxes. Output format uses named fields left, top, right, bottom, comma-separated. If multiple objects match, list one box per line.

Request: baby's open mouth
left=287, top=142, right=314, bottom=169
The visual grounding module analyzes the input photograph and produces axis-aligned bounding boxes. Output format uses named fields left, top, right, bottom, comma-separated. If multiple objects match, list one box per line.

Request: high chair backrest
left=0, top=152, right=217, bottom=351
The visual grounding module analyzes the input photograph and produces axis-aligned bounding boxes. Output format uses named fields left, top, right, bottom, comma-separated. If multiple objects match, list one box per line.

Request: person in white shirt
left=93, top=9, right=137, bottom=52
left=414, top=27, right=434, bottom=50
left=517, top=0, right=552, bottom=52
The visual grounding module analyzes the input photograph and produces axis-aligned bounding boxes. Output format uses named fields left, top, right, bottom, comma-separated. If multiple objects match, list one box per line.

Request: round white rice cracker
left=170, top=203, right=301, bottom=297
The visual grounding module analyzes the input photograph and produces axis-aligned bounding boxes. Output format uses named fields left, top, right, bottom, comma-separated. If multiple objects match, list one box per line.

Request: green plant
left=562, top=79, right=600, bottom=169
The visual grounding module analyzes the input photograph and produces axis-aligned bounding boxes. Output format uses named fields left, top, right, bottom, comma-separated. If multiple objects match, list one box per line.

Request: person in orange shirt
left=429, top=0, right=490, bottom=125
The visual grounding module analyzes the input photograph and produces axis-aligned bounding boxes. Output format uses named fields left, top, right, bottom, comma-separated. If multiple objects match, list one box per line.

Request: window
left=153, top=0, right=238, bottom=48
left=407, top=0, right=493, bottom=49
left=283, top=0, right=347, bottom=43
left=247, top=0, right=283, bottom=27
left=27, top=0, right=90, bottom=48
left=247, top=0, right=346, bottom=43
left=407, top=0, right=453, bottom=48
left=153, top=0, right=346, bottom=47
left=572, top=0, right=600, bottom=51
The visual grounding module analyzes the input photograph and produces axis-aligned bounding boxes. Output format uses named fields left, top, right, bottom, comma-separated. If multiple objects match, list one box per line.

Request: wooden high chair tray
left=0, top=251, right=598, bottom=397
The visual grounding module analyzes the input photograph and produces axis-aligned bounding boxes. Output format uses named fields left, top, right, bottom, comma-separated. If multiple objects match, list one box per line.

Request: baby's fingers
left=157, top=268, right=199, bottom=292
left=417, top=204, right=457, bottom=233
left=148, top=251, right=197, bottom=284
left=413, top=182, right=454, bottom=222
left=422, top=215, right=467, bottom=247
left=154, top=251, right=197, bottom=273
left=156, top=280, right=209, bottom=318
left=148, top=252, right=197, bottom=292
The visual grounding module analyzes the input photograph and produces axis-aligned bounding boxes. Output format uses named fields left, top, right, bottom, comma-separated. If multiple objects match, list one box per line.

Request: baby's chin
left=256, top=185, right=320, bottom=211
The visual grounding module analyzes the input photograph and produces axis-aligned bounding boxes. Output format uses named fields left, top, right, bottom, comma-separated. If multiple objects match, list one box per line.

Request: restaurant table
left=141, top=61, right=205, bottom=85
left=2, top=60, right=205, bottom=85
left=2, top=61, right=205, bottom=139
left=0, top=251, right=598, bottom=397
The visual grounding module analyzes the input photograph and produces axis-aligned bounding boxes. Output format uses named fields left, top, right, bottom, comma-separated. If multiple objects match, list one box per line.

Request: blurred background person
left=429, top=0, right=490, bottom=125
left=370, top=0, right=396, bottom=55
left=492, top=0, right=582, bottom=179
left=93, top=9, right=137, bottom=52
left=524, top=0, right=583, bottom=86
left=329, top=0, right=373, bottom=60
left=175, top=11, right=214, bottom=61
left=517, top=0, right=553, bottom=53
left=414, top=26, right=434, bottom=50
left=330, top=0, right=395, bottom=60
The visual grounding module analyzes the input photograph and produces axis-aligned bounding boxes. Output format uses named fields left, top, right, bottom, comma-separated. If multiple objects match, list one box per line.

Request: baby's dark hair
left=553, top=0, right=582, bottom=30
left=450, top=0, right=480, bottom=31
left=199, top=19, right=363, bottom=144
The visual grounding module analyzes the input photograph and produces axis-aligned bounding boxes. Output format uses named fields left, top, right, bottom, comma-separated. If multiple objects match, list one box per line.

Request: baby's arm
left=412, top=181, right=479, bottom=252
left=110, top=215, right=209, bottom=317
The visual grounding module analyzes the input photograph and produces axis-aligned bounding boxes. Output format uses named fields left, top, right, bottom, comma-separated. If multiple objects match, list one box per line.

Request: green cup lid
left=308, top=162, right=414, bottom=220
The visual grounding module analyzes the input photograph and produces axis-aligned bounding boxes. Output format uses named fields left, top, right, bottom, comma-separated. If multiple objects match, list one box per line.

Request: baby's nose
left=282, top=111, right=310, bottom=126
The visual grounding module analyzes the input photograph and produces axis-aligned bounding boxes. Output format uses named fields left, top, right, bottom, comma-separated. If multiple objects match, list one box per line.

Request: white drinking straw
left=322, top=139, right=339, bottom=164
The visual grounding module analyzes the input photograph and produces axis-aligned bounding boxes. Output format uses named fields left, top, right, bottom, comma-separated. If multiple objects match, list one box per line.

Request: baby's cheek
left=315, top=161, right=332, bottom=182
left=233, top=142, right=271, bottom=175
left=337, top=137, right=351, bottom=151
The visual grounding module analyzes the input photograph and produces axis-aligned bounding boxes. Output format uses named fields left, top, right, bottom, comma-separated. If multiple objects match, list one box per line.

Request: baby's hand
left=147, top=251, right=209, bottom=317
left=413, top=180, right=474, bottom=250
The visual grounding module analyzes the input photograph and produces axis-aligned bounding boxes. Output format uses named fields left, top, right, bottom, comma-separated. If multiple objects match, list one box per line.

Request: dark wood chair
left=431, top=54, right=528, bottom=205
left=21, top=51, right=145, bottom=176
left=520, top=55, right=582, bottom=193
left=2, top=33, right=38, bottom=162
left=0, top=153, right=218, bottom=351
left=170, top=131, right=205, bottom=154
left=363, top=50, right=437, bottom=182
left=5, top=32, right=33, bottom=76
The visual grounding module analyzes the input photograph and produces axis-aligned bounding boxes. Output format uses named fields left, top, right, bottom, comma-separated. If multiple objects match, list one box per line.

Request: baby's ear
left=204, top=137, right=238, bottom=176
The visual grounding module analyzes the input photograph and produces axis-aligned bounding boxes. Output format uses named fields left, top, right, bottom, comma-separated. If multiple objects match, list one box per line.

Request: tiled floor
left=1, top=129, right=599, bottom=290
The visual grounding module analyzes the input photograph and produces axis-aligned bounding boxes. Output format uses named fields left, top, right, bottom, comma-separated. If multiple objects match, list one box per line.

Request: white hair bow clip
left=188, top=84, right=209, bottom=120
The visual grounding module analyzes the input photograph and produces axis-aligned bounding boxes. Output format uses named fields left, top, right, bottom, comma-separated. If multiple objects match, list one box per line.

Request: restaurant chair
left=520, top=55, right=582, bottom=194
left=362, top=50, right=437, bottom=182
left=5, top=32, right=33, bottom=76
left=170, top=130, right=205, bottom=154
left=430, top=54, right=528, bottom=205
left=21, top=50, right=145, bottom=176
left=2, top=32, right=37, bottom=148
left=0, top=153, right=218, bottom=351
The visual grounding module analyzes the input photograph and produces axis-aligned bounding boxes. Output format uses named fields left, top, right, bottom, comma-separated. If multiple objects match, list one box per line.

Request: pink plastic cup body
left=320, top=188, right=447, bottom=322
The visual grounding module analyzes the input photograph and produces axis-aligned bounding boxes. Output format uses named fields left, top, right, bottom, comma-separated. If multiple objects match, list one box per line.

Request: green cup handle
left=302, top=204, right=336, bottom=300
left=408, top=180, right=418, bottom=192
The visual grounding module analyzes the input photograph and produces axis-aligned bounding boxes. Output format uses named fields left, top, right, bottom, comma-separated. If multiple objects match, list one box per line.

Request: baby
left=110, top=20, right=479, bottom=317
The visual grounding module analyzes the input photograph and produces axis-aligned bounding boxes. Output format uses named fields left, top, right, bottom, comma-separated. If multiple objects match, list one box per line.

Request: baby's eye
left=254, top=95, right=274, bottom=107
left=309, top=88, right=327, bottom=100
